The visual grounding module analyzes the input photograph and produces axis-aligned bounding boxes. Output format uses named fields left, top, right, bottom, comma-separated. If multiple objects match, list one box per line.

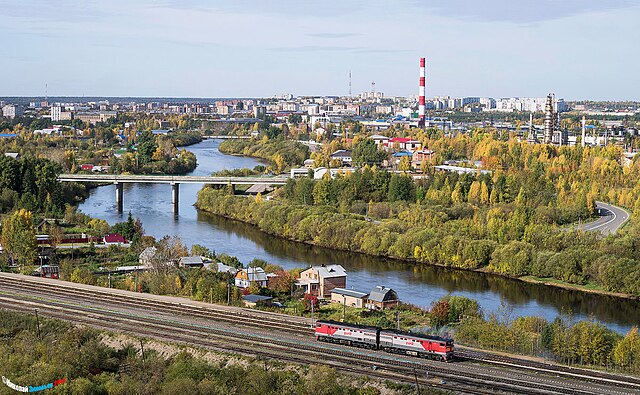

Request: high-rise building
left=1, top=105, right=22, bottom=119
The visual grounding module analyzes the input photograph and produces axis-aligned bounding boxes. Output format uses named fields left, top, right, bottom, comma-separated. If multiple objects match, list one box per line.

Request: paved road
left=58, top=173, right=289, bottom=185
left=578, top=201, right=630, bottom=235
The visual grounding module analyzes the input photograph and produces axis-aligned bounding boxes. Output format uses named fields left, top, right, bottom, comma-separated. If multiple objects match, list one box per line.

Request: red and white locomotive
left=315, top=320, right=454, bottom=362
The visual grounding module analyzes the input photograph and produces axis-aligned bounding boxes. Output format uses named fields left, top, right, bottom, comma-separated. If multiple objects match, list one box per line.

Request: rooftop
left=242, top=294, right=273, bottom=303
left=331, top=288, right=368, bottom=298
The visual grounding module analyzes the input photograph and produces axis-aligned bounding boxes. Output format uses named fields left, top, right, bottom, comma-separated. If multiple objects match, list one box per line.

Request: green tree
left=388, top=174, right=415, bottom=202
left=352, top=139, right=386, bottom=165
left=137, top=129, right=157, bottom=165
left=1, top=209, right=37, bottom=268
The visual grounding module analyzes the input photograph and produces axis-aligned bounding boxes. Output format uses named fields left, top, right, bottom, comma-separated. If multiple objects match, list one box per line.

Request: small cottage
left=366, top=286, right=399, bottom=310
left=235, top=267, right=268, bottom=289
left=330, top=288, right=368, bottom=309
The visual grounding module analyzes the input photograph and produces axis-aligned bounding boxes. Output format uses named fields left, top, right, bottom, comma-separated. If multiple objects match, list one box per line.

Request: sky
left=0, top=0, right=639, bottom=100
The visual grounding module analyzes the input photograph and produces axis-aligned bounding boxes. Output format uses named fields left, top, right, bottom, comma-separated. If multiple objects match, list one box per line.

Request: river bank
left=76, top=139, right=640, bottom=334
left=196, top=187, right=639, bottom=302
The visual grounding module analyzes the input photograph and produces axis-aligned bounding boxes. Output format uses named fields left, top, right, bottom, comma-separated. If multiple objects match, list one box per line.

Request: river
left=77, top=139, right=639, bottom=334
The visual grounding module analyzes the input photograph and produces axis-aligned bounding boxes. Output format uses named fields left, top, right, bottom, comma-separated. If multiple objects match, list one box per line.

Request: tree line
left=197, top=131, right=640, bottom=297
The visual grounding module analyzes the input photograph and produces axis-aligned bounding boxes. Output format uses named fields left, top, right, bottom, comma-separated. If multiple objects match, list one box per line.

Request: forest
left=218, top=137, right=309, bottom=173
left=0, top=154, right=86, bottom=215
left=198, top=133, right=640, bottom=296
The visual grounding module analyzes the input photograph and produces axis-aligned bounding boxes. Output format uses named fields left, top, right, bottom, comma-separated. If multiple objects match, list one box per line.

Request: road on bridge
left=578, top=201, right=630, bottom=235
left=57, top=173, right=289, bottom=185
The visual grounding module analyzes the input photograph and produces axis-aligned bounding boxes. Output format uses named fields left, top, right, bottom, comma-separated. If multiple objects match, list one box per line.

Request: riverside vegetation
left=8, top=209, right=639, bottom=375
left=198, top=133, right=640, bottom=297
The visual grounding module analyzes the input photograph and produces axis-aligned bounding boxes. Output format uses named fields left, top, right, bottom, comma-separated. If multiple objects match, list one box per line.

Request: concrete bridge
left=202, top=135, right=251, bottom=139
left=58, top=174, right=288, bottom=213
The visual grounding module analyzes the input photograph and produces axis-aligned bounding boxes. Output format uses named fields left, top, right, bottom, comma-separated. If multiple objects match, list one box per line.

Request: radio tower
left=348, top=71, right=352, bottom=97
left=418, top=57, right=426, bottom=128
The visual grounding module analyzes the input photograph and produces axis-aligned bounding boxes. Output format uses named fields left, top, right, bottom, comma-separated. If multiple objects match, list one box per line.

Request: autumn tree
left=1, top=209, right=37, bottom=268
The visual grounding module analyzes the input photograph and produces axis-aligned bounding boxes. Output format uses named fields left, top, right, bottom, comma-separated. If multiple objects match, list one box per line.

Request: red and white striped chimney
left=419, top=57, right=426, bottom=127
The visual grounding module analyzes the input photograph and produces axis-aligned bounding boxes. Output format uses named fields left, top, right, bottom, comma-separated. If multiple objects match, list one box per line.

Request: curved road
left=578, top=201, right=630, bottom=235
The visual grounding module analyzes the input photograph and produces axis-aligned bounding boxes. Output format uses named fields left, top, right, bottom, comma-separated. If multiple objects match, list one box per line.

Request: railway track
left=1, top=273, right=639, bottom=394
left=0, top=295, right=506, bottom=395
left=0, top=274, right=311, bottom=335
left=458, top=349, right=640, bottom=389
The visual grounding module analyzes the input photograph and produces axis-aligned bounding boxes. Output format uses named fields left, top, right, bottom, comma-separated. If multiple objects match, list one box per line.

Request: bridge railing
left=57, top=174, right=289, bottom=185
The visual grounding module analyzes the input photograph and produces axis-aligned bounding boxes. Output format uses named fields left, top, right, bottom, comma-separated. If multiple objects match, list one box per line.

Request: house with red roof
left=103, top=233, right=128, bottom=246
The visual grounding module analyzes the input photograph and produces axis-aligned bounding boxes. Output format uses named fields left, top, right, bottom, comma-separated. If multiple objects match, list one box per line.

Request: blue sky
left=0, top=0, right=639, bottom=99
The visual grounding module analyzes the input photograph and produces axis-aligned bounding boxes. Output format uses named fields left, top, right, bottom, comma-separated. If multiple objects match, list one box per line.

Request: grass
left=520, top=275, right=610, bottom=293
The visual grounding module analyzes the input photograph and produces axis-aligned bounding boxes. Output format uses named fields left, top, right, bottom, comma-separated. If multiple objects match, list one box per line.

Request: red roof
left=104, top=233, right=127, bottom=243
left=389, top=137, right=412, bottom=143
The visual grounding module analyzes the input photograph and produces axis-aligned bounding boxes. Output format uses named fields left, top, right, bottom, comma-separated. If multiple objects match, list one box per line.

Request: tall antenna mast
left=371, top=81, right=375, bottom=94
left=349, top=71, right=352, bottom=97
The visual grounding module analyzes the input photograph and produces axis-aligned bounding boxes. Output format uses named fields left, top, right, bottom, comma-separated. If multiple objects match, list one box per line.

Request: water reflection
left=77, top=139, right=640, bottom=334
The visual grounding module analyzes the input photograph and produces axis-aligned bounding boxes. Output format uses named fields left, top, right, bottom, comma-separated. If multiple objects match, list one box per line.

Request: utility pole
left=413, top=368, right=421, bottom=395
left=227, top=281, right=231, bottom=305
left=342, top=295, right=346, bottom=322
left=396, top=311, right=400, bottom=330
left=140, top=339, right=146, bottom=364
left=311, top=298, right=315, bottom=328
left=108, top=272, right=111, bottom=288
left=34, top=309, right=41, bottom=340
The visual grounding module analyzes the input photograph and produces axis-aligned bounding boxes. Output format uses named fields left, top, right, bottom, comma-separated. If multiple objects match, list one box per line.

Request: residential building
left=370, top=134, right=389, bottom=147
left=1, top=105, right=22, bottom=119
left=213, top=262, right=238, bottom=275
left=411, top=149, right=435, bottom=169
left=296, top=264, right=347, bottom=298
left=365, top=286, right=399, bottom=310
left=216, top=105, right=231, bottom=115
left=329, top=150, right=352, bottom=166
left=51, top=106, right=72, bottom=121
left=179, top=256, right=204, bottom=268
left=139, top=246, right=158, bottom=265
left=235, top=267, right=268, bottom=289
left=330, top=288, right=368, bottom=308
left=103, top=233, right=128, bottom=245
left=386, top=137, right=421, bottom=152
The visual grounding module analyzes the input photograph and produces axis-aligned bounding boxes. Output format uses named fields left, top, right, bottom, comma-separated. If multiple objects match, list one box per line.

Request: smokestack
left=419, top=57, right=425, bottom=127
left=544, top=93, right=554, bottom=144
left=581, top=116, right=586, bottom=147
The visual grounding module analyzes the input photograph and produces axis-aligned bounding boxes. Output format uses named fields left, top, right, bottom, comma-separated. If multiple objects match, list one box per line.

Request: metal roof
left=331, top=288, right=368, bottom=299
left=315, top=264, right=347, bottom=279
left=368, top=286, right=398, bottom=303
left=180, top=256, right=203, bottom=265
left=242, top=294, right=273, bottom=303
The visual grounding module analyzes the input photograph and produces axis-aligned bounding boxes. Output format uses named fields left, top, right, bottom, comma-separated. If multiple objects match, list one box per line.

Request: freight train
left=315, top=320, right=454, bottom=361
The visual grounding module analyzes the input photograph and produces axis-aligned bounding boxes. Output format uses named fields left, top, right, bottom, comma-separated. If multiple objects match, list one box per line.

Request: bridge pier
left=115, top=182, right=123, bottom=212
left=171, top=183, right=180, bottom=214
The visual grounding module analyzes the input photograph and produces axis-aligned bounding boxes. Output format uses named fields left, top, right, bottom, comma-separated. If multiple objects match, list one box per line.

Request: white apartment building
left=51, top=106, right=72, bottom=121
left=1, top=105, right=22, bottom=119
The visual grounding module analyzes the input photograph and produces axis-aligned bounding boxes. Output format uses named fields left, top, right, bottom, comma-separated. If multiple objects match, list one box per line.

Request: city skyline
left=1, top=0, right=639, bottom=100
